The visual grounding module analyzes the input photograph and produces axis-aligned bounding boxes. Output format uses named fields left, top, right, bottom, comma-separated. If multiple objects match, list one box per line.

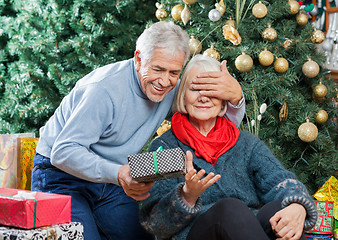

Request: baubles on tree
left=252, top=1, right=268, bottom=18
left=203, top=46, right=220, bottom=61
left=274, top=57, right=289, bottom=73
left=225, top=18, right=235, bottom=28
left=298, top=118, right=318, bottom=142
left=235, top=53, right=253, bottom=72
left=258, top=49, right=274, bottom=66
left=155, top=3, right=168, bottom=21
left=302, top=59, right=320, bottom=78
left=289, top=0, right=300, bottom=14
left=208, top=9, right=222, bottom=22
left=296, top=13, right=308, bottom=26
left=315, top=110, right=328, bottom=124
left=189, top=36, right=202, bottom=55
left=171, top=4, right=184, bottom=21
left=282, top=39, right=293, bottom=50
left=183, top=0, right=197, bottom=4
left=215, top=0, right=226, bottom=15
left=313, top=82, right=327, bottom=99
left=181, top=4, right=191, bottom=25
left=262, top=25, right=277, bottom=41
left=311, top=29, right=325, bottom=44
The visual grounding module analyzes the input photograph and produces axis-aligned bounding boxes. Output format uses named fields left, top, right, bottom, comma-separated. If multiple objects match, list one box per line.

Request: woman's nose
left=199, top=95, right=210, bottom=102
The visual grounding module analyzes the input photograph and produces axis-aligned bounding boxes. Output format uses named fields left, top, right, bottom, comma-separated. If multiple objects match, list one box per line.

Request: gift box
left=306, top=201, right=334, bottom=234
left=128, top=147, right=186, bottom=182
left=0, top=188, right=71, bottom=229
left=304, top=233, right=333, bottom=239
left=313, top=176, right=338, bottom=238
left=0, top=222, right=83, bottom=240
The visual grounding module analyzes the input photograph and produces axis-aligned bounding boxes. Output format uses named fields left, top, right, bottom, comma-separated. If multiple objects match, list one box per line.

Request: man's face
left=135, top=48, right=186, bottom=102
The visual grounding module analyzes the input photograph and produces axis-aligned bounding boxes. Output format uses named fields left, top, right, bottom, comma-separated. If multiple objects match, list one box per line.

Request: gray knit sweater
left=139, top=130, right=317, bottom=240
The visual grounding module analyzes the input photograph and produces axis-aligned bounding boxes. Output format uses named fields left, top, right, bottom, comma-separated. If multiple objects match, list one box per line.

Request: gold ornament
left=262, top=25, right=277, bottom=41
left=222, top=24, right=242, bottom=45
left=171, top=4, right=184, bottom=21
left=313, top=82, right=327, bottom=98
left=311, top=29, right=325, bottom=44
left=183, top=0, right=197, bottom=4
left=315, top=109, right=328, bottom=124
left=156, top=8, right=168, bottom=21
left=252, top=1, right=268, bottom=18
left=189, top=36, right=202, bottom=55
left=289, top=0, right=300, bottom=15
left=298, top=118, right=318, bottom=142
left=302, top=59, right=320, bottom=78
left=296, top=13, right=308, bottom=26
left=279, top=99, right=288, bottom=122
left=258, top=49, right=274, bottom=66
left=274, top=57, right=289, bottom=73
left=225, top=18, right=235, bottom=28
left=203, top=45, right=220, bottom=61
left=181, top=4, right=191, bottom=25
left=282, top=39, right=293, bottom=50
left=235, top=52, right=253, bottom=72
left=156, top=120, right=171, bottom=136
left=215, top=0, right=226, bottom=15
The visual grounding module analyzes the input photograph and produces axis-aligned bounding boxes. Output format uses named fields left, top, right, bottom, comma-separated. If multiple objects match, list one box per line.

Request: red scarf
left=171, top=113, right=240, bottom=166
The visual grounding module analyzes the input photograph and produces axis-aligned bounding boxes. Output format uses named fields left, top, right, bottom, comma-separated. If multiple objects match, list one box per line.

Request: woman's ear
left=218, top=101, right=228, bottom=117
left=134, top=50, right=141, bottom=71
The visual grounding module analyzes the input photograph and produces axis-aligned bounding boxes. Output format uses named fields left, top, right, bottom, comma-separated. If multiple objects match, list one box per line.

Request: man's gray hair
left=136, top=21, right=190, bottom=65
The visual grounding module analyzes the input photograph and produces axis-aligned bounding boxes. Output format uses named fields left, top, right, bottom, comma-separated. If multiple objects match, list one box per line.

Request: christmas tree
left=0, top=0, right=156, bottom=133
left=153, top=0, right=337, bottom=193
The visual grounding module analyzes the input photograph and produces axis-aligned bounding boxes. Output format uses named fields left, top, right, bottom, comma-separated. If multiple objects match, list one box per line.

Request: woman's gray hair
left=136, top=21, right=190, bottom=66
left=172, top=54, right=227, bottom=116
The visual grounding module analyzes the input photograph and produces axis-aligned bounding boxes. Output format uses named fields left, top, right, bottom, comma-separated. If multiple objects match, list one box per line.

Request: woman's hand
left=269, top=203, right=307, bottom=240
left=181, top=151, right=221, bottom=206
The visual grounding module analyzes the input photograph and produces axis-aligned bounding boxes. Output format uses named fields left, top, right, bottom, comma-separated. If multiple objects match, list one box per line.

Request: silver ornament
left=322, top=38, right=333, bottom=52
left=208, top=9, right=221, bottom=22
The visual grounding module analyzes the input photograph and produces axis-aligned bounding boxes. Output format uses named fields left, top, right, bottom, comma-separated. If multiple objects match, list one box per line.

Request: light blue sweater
left=36, top=58, right=245, bottom=185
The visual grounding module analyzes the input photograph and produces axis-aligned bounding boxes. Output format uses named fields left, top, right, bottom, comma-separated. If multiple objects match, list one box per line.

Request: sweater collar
left=131, top=58, right=149, bottom=99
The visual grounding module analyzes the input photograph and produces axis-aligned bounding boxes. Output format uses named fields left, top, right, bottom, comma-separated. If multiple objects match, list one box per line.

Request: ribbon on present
left=314, top=176, right=338, bottom=219
left=152, top=146, right=164, bottom=175
left=0, top=191, right=38, bottom=228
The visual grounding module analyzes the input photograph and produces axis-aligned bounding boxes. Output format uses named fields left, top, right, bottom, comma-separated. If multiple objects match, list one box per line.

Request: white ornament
left=259, top=103, right=267, bottom=114
left=208, top=9, right=222, bottom=22
left=257, top=115, right=262, bottom=121
left=251, top=120, right=256, bottom=126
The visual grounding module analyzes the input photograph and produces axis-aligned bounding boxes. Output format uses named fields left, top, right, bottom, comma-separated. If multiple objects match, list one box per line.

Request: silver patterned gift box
left=0, top=222, right=83, bottom=240
left=128, top=147, right=186, bottom=182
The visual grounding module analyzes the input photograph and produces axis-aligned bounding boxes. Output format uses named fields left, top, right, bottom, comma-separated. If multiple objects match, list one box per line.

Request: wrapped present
left=306, top=201, right=334, bottom=234
left=128, top=147, right=186, bottom=182
left=314, top=176, right=338, bottom=237
left=0, top=222, right=83, bottom=240
left=0, top=188, right=71, bottom=229
left=304, top=233, right=333, bottom=239
left=0, top=133, right=35, bottom=189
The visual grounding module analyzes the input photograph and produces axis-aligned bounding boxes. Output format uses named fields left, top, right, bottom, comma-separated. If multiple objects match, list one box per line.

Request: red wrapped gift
left=306, top=201, right=334, bottom=234
left=0, top=188, right=71, bottom=229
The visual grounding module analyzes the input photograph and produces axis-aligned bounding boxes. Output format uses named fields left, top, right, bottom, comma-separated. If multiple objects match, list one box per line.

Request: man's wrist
left=228, top=95, right=244, bottom=108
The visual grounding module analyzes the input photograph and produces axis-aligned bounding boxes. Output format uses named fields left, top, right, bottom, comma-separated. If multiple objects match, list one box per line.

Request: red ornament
left=298, top=1, right=303, bottom=5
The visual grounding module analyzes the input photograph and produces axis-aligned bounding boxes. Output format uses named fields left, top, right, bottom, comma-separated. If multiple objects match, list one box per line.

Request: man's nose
left=158, top=72, right=171, bottom=87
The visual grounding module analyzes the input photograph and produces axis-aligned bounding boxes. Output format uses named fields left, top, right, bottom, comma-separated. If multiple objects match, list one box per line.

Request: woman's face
left=184, top=66, right=223, bottom=124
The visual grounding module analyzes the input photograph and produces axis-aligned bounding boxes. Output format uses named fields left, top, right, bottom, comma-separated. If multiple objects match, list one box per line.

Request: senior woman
left=139, top=54, right=317, bottom=240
